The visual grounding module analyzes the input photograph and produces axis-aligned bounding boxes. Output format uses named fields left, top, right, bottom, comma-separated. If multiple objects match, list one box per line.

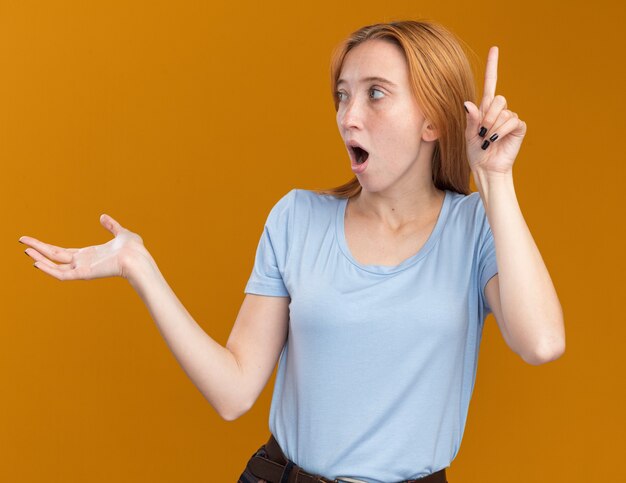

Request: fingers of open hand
left=26, top=248, right=91, bottom=281
left=20, top=236, right=88, bottom=281
left=20, top=236, right=77, bottom=264
left=31, top=257, right=77, bottom=281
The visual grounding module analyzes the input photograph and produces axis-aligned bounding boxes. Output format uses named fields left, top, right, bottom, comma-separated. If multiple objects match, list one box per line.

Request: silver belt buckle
left=334, top=478, right=369, bottom=483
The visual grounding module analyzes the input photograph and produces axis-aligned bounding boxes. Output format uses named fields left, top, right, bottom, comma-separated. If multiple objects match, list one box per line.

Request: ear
left=421, top=121, right=439, bottom=142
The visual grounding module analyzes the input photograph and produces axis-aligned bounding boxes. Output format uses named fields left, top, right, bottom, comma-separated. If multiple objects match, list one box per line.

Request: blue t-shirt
left=244, top=188, right=498, bottom=483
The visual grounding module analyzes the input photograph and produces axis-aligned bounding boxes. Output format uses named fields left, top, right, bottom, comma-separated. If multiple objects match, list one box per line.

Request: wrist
left=472, top=167, right=511, bottom=186
left=121, top=244, right=158, bottom=287
left=471, top=168, right=514, bottom=207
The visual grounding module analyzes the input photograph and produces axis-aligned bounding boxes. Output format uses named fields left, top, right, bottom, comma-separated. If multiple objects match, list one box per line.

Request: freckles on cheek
left=382, top=132, right=419, bottom=166
left=381, top=130, right=405, bottom=155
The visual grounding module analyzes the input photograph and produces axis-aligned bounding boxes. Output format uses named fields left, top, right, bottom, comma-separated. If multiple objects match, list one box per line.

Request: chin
left=357, top=179, right=387, bottom=194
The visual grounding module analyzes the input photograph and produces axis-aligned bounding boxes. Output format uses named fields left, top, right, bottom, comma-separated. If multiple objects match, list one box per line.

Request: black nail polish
left=489, top=133, right=499, bottom=142
left=481, top=140, right=490, bottom=150
left=479, top=127, right=487, bottom=137
left=463, top=104, right=469, bottom=113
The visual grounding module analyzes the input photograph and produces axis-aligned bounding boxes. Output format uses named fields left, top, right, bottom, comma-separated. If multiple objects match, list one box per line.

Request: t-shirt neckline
left=335, top=190, right=451, bottom=275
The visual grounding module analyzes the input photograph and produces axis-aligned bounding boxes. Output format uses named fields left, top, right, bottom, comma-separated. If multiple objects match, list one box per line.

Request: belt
left=246, top=434, right=448, bottom=483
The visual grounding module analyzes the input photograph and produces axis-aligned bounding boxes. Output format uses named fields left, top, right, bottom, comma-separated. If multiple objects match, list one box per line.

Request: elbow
left=522, top=336, right=566, bottom=366
left=220, top=408, right=244, bottom=422
left=219, top=399, right=253, bottom=422
left=519, top=312, right=566, bottom=365
left=220, top=410, right=240, bottom=422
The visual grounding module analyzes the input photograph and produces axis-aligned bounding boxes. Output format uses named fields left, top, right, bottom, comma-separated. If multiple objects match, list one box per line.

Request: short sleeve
left=244, top=189, right=296, bottom=297
left=477, top=199, right=498, bottom=315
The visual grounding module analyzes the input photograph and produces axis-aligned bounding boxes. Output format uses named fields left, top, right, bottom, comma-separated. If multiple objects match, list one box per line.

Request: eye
left=335, top=90, right=347, bottom=102
left=369, top=88, right=385, bottom=100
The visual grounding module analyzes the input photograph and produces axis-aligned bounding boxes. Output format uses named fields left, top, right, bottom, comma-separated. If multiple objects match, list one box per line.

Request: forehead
left=338, top=39, right=408, bottom=86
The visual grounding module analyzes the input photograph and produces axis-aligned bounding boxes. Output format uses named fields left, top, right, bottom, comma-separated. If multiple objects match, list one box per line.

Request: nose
left=338, top=96, right=364, bottom=131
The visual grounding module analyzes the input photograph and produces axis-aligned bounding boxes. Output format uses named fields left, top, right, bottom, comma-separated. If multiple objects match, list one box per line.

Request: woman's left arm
left=463, top=46, right=565, bottom=365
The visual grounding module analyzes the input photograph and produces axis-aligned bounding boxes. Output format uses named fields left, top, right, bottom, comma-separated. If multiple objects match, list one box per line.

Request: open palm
left=20, top=214, right=145, bottom=281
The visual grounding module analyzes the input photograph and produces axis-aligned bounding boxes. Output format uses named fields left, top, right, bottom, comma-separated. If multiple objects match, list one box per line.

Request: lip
left=345, top=139, right=367, bottom=164
left=346, top=140, right=369, bottom=159
left=345, top=139, right=370, bottom=174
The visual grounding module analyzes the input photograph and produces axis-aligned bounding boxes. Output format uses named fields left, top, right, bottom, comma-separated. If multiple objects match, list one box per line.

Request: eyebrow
left=336, top=76, right=398, bottom=88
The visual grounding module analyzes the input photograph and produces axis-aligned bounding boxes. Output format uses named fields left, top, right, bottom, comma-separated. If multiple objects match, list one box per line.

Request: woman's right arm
left=126, top=250, right=289, bottom=421
left=20, top=214, right=289, bottom=421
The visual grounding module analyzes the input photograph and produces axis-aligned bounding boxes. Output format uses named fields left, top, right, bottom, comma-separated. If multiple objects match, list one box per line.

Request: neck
left=351, top=182, right=445, bottom=232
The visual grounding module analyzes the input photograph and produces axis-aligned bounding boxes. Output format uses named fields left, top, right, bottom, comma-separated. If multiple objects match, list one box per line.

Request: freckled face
left=336, top=39, right=434, bottom=193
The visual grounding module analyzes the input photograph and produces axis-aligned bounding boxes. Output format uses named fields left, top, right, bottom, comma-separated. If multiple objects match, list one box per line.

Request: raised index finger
left=481, top=46, right=499, bottom=112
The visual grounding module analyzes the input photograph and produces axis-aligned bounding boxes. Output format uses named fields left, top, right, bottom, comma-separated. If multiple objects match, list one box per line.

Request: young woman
left=19, top=19, right=564, bottom=483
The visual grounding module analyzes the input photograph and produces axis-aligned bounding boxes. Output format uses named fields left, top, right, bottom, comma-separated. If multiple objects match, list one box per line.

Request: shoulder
left=446, top=190, right=488, bottom=223
left=440, top=190, right=492, bottom=246
left=265, top=188, right=340, bottom=225
left=447, top=190, right=483, bottom=210
left=274, top=188, right=341, bottom=213
left=271, top=188, right=338, bottom=206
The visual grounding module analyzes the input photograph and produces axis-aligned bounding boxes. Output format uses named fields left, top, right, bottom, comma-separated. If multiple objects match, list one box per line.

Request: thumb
left=463, top=101, right=481, bottom=140
left=100, top=213, right=123, bottom=237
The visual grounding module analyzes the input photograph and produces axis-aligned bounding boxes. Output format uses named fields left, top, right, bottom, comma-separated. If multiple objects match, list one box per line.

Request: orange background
left=2, top=0, right=624, bottom=481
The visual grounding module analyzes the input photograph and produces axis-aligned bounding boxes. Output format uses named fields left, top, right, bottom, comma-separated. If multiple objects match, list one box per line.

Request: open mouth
left=351, top=146, right=369, bottom=164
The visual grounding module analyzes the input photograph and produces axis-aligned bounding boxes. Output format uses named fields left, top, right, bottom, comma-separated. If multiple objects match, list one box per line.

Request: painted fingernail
left=489, top=133, right=499, bottom=142
left=463, top=104, right=469, bottom=113
left=479, top=127, right=488, bottom=137
left=481, top=140, right=490, bottom=150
